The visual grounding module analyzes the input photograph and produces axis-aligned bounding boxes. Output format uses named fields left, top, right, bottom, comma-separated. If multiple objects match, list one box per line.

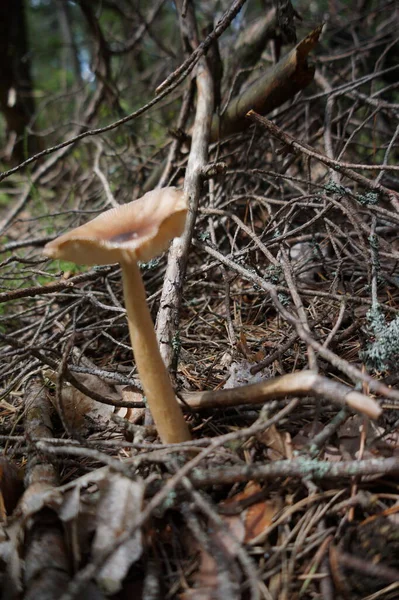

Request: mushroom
left=44, top=187, right=191, bottom=444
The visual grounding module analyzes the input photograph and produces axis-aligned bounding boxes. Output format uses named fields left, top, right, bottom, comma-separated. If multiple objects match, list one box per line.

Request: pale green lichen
left=199, top=231, right=210, bottom=241
left=356, top=191, right=379, bottom=205
left=361, top=303, right=399, bottom=371
left=171, top=331, right=181, bottom=352
left=278, top=293, right=290, bottom=306
left=265, top=265, right=282, bottom=284
left=140, top=257, right=161, bottom=271
left=368, top=234, right=379, bottom=251
left=160, top=490, right=177, bottom=511
left=323, top=180, right=348, bottom=196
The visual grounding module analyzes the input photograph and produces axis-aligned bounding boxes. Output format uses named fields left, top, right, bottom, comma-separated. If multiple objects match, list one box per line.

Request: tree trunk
left=55, top=0, right=83, bottom=90
left=0, top=0, right=38, bottom=163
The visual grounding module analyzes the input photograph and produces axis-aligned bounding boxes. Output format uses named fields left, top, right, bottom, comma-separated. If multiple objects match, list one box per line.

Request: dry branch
left=181, top=370, right=381, bottom=419
left=226, top=8, right=277, bottom=75
left=247, top=110, right=399, bottom=209
left=156, top=60, right=214, bottom=370
left=210, top=25, right=322, bottom=141
left=188, top=456, right=399, bottom=488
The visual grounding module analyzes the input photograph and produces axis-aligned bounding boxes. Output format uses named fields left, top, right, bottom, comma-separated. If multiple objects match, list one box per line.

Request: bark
left=155, top=2, right=214, bottom=373
left=226, top=8, right=277, bottom=77
left=23, top=377, right=71, bottom=600
left=210, top=25, right=322, bottom=141
left=0, top=0, right=38, bottom=162
left=180, top=371, right=381, bottom=420
left=55, top=0, right=83, bottom=89
left=188, top=456, right=399, bottom=488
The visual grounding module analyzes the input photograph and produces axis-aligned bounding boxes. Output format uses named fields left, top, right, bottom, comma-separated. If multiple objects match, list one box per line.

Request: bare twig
left=156, top=59, right=214, bottom=371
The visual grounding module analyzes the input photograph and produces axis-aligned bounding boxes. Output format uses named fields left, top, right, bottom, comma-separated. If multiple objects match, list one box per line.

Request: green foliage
left=361, top=303, right=399, bottom=371
left=0, top=192, right=10, bottom=207
left=36, top=259, right=86, bottom=285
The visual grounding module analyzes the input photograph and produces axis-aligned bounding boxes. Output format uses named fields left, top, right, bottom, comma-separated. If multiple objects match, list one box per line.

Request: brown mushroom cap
left=44, top=187, right=188, bottom=265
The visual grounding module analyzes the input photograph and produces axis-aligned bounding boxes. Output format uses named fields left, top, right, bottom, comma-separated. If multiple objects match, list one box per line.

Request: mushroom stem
left=121, top=258, right=191, bottom=443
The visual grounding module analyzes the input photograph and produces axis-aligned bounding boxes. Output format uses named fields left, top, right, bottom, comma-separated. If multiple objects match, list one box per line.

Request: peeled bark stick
left=181, top=370, right=382, bottom=420
left=44, top=187, right=191, bottom=444
left=210, top=24, right=322, bottom=141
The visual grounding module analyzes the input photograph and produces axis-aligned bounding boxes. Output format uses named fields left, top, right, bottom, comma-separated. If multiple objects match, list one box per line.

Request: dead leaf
left=244, top=497, right=280, bottom=543
left=257, top=424, right=292, bottom=459
left=182, top=517, right=243, bottom=600
left=92, top=473, right=144, bottom=594
left=0, top=520, right=23, bottom=594
left=45, top=370, right=117, bottom=434
left=237, top=330, right=251, bottom=359
left=223, top=359, right=264, bottom=389
left=116, top=385, right=146, bottom=423
left=0, top=458, right=24, bottom=520
left=338, top=415, right=364, bottom=459
left=59, top=486, right=81, bottom=523
left=221, top=482, right=281, bottom=543
left=18, top=481, right=63, bottom=521
left=291, top=421, right=324, bottom=450
left=182, top=483, right=281, bottom=599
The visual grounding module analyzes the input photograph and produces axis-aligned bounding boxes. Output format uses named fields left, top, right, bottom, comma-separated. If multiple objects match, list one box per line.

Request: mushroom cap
left=44, top=187, right=188, bottom=265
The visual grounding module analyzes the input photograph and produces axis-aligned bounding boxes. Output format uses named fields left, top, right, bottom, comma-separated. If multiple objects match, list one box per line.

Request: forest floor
left=1, top=4, right=399, bottom=600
